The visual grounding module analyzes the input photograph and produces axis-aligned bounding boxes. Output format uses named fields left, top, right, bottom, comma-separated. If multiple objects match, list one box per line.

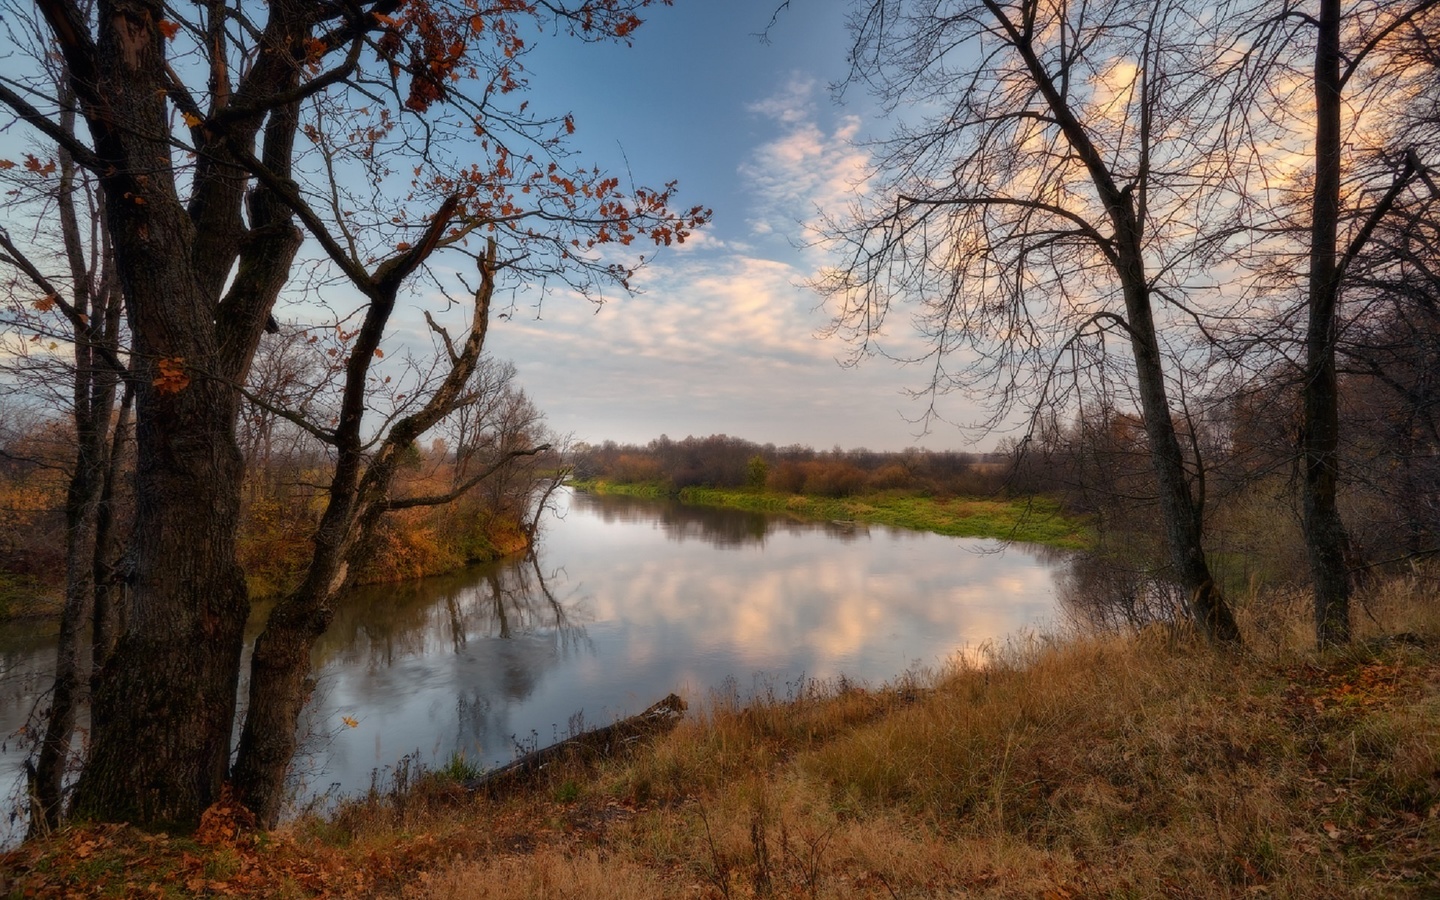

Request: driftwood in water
left=463, top=693, right=687, bottom=795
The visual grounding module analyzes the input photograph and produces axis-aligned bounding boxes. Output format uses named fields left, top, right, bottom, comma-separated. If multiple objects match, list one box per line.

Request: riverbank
left=0, top=510, right=535, bottom=624
left=6, top=576, right=1437, bottom=898
left=570, top=479, right=1091, bottom=549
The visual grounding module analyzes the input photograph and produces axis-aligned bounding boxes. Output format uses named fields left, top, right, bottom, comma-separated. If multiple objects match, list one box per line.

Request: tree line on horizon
left=571, top=434, right=1009, bottom=497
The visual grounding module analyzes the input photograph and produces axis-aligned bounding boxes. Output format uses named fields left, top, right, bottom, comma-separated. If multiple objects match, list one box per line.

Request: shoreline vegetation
left=0, top=483, right=542, bottom=624
left=4, top=576, right=1437, bottom=898
left=568, top=479, right=1092, bottom=550
left=0, top=520, right=534, bottom=624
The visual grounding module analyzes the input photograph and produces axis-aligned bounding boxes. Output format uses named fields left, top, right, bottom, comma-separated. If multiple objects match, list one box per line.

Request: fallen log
left=462, top=693, right=687, bottom=795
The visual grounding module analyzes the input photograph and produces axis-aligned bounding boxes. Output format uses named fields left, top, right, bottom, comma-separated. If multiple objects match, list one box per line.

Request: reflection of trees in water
left=300, top=549, right=593, bottom=767
left=1057, top=550, right=1183, bottom=633
left=450, top=554, right=593, bottom=761
left=312, top=550, right=591, bottom=669
left=573, top=491, right=876, bottom=549
left=1, top=640, right=65, bottom=846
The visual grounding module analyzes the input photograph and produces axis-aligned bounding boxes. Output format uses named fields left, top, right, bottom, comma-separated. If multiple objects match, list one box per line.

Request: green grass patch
left=570, top=480, right=1091, bottom=549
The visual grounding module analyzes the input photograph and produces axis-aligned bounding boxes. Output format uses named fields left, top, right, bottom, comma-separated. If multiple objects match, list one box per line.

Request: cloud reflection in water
left=279, top=490, right=1064, bottom=808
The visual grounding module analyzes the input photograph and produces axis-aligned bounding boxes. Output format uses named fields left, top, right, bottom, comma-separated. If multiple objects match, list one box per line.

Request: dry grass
left=5, top=577, right=1439, bottom=899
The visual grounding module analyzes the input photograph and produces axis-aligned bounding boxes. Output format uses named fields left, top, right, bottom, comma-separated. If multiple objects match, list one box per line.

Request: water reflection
left=1, top=620, right=61, bottom=844
left=578, top=491, right=877, bottom=548
left=1055, top=550, right=1184, bottom=633
left=292, top=490, right=1065, bottom=804
left=317, top=554, right=590, bottom=668
left=3, top=489, right=1068, bottom=830
left=297, top=552, right=595, bottom=792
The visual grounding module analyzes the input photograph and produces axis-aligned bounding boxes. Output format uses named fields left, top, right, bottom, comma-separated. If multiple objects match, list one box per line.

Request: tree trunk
left=993, top=4, right=1242, bottom=645
left=1120, top=271, right=1241, bottom=645
left=31, top=425, right=107, bottom=833
left=230, top=583, right=338, bottom=827
left=31, top=106, right=124, bottom=833
left=235, top=238, right=494, bottom=824
left=70, top=377, right=250, bottom=827
left=46, top=0, right=257, bottom=824
left=92, top=386, right=133, bottom=682
left=231, top=515, right=354, bottom=826
left=1303, top=0, right=1352, bottom=647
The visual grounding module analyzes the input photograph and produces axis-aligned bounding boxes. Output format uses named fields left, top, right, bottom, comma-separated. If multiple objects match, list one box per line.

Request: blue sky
left=473, top=1, right=992, bottom=451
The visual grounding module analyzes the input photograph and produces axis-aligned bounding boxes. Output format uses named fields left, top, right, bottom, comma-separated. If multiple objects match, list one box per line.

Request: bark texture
left=1300, top=0, right=1354, bottom=647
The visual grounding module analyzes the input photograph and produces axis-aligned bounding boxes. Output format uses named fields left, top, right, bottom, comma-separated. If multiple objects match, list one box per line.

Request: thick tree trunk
left=1302, top=0, right=1352, bottom=648
left=51, top=0, right=257, bottom=826
left=230, top=586, right=337, bottom=827
left=70, top=381, right=250, bottom=827
left=231, top=520, right=353, bottom=826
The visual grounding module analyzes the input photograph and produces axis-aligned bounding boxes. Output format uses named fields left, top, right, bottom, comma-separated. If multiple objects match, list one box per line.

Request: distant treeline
left=570, top=435, right=1013, bottom=498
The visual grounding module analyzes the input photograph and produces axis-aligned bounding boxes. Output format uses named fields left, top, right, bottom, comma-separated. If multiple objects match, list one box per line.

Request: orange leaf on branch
left=23, top=154, right=57, bottom=177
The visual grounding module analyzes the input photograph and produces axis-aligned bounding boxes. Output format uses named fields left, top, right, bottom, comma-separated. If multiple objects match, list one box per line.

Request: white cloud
left=480, top=243, right=976, bottom=449
left=739, top=77, right=872, bottom=245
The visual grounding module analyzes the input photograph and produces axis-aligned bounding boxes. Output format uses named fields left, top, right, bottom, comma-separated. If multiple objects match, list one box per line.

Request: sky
left=0, top=1, right=998, bottom=453
left=466, top=1, right=993, bottom=452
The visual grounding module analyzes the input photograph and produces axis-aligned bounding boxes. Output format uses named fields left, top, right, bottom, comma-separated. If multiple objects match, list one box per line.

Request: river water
left=1, top=489, right=1067, bottom=840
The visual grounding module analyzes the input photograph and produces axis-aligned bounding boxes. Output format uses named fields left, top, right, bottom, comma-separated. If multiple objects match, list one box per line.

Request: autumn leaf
left=33, top=293, right=58, bottom=312
left=0, top=159, right=14, bottom=169
left=342, top=715, right=359, bottom=728
left=182, top=112, right=203, bottom=128
left=373, top=348, right=384, bottom=358
left=157, top=19, right=181, bottom=39
left=23, top=154, right=57, bottom=177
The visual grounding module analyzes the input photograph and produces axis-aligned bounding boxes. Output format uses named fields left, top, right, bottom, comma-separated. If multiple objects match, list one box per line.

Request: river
left=1, top=488, right=1067, bottom=842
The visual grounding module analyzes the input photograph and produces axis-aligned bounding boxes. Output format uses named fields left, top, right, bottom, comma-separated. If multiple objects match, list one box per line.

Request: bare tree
left=1232, top=0, right=1440, bottom=645
left=822, top=0, right=1245, bottom=642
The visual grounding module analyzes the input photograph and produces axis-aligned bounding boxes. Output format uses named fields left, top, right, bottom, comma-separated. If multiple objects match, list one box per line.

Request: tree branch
left=0, top=83, right=106, bottom=173
left=233, top=382, right=338, bottom=446
left=0, top=228, right=129, bottom=379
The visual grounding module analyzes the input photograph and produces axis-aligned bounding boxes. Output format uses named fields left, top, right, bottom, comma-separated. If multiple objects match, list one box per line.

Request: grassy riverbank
left=570, top=479, right=1091, bottom=549
left=7, top=577, right=1438, bottom=898
left=0, top=507, right=534, bottom=624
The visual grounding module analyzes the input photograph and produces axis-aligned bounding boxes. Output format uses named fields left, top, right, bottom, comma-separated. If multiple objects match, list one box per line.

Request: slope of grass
left=571, top=479, right=1091, bottom=549
left=7, top=576, right=1438, bottom=898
